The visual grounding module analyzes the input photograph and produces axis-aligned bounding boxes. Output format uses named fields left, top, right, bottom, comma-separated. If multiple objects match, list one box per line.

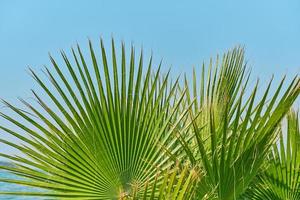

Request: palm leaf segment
left=243, top=110, right=300, bottom=200
left=133, top=165, right=199, bottom=200
left=0, top=39, right=187, bottom=199
left=173, top=47, right=300, bottom=199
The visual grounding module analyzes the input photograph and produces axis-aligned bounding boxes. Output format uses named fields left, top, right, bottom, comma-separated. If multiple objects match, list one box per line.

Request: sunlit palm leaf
left=242, top=109, right=300, bottom=200
left=0, top=39, right=188, bottom=199
left=169, top=47, right=300, bottom=199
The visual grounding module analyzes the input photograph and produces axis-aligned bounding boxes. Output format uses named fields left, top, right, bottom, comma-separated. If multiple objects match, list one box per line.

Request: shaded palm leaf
left=242, top=109, right=300, bottom=199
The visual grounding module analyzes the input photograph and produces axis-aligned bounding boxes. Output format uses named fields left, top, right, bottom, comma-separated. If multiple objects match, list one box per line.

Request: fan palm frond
left=0, top=39, right=189, bottom=199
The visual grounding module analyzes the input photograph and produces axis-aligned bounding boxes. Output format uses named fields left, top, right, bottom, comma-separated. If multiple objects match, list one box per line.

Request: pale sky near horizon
left=0, top=0, right=299, bottom=156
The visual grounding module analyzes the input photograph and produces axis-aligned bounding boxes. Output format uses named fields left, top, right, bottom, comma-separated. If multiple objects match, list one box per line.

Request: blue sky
left=0, top=0, right=299, bottom=156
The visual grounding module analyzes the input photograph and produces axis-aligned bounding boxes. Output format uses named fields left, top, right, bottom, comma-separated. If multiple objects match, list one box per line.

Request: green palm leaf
left=0, top=39, right=188, bottom=199
left=243, top=109, right=300, bottom=200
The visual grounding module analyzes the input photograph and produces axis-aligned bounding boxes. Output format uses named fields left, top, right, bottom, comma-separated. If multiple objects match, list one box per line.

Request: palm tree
left=0, top=40, right=299, bottom=199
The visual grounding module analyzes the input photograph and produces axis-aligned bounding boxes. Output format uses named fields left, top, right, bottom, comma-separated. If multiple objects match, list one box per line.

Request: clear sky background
left=0, top=0, right=299, bottom=156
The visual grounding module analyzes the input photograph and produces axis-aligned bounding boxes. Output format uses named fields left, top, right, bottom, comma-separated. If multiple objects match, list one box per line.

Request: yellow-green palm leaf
left=168, top=47, right=300, bottom=199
